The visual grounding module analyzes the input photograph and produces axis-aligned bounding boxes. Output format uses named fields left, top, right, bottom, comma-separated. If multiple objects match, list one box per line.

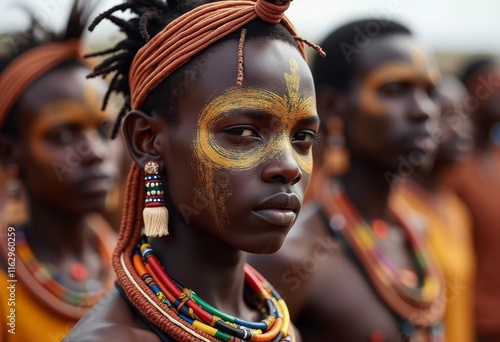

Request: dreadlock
left=0, top=0, right=94, bottom=137
left=87, top=0, right=305, bottom=138
left=86, top=1, right=314, bottom=340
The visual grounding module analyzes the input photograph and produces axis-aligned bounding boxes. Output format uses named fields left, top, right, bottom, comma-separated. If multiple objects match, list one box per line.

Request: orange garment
left=0, top=214, right=116, bottom=341
left=0, top=270, right=76, bottom=342
left=445, top=147, right=500, bottom=338
left=392, top=180, right=476, bottom=342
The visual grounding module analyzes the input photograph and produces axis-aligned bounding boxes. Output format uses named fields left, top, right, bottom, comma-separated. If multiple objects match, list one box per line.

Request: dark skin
left=0, top=66, right=120, bottom=290
left=467, top=65, right=500, bottom=152
left=459, top=65, right=500, bottom=342
left=249, top=34, right=441, bottom=341
left=413, top=75, right=473, bottom=192
left=123, top=38, right=319, bottom=323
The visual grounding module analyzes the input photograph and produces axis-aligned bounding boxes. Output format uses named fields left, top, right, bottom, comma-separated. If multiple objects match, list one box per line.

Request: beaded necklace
left=0, top=214, right=116, bottom=319
left=317, top=179, right=445, bottom=340
left=132, top=236, right=292, bottom=342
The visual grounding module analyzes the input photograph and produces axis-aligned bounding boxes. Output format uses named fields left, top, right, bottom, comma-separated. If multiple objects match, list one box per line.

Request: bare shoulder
left=63, top=287, right=161, bottom=342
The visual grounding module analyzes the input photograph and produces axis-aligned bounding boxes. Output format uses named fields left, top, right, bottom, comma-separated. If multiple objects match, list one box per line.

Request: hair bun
left=255, top=0, right=290, bottom=24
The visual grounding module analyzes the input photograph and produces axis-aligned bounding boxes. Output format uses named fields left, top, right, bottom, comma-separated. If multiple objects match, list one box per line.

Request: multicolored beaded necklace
left=133, top=236, right=293, bottom=342
left=317, top=180, right=445, bottom=341
left=2, top=214, right=116, bottom=319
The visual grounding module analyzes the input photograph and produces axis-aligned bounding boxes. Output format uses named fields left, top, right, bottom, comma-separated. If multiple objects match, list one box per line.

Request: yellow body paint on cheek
left=29, top=85, right=112, bottom=164
left=195, top=59, right=315, bottom=172
left=360, top=62, right=418, bottom=115
left=360, top=49, right=439, bottom=115
left=30, top=100, right=88, bottom=163
left=193, top=59, right=315, bottom=231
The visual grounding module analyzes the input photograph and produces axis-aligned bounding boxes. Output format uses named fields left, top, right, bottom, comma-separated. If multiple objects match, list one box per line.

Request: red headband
left=0, top=40, right=82, bottom=128
left=129, top=0, right=304, bottom=109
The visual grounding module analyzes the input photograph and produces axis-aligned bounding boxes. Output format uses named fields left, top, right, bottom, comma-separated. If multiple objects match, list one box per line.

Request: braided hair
left=87, top=0, right=302, bottom=138
left=0, top=0, right=94, bottom=137
left=87, top=1, right=314, bottom=340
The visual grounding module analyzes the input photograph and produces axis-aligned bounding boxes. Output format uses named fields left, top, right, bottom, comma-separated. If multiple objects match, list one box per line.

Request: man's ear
left=122, top=110, right=169, bottom=167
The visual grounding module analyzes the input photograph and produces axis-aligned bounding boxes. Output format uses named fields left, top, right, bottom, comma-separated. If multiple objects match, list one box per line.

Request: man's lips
left=414, top=136, right=437, bottom=153
left=253, top=209, right=297, bottom=226
left=253, top=193, right=301, bottom=226
left=401, top=131, right=437, bottom=154
left=75, top=175, right=113, bottom=194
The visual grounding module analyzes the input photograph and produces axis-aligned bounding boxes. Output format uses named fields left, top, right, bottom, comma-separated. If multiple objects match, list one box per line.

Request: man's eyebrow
left=236, top=111, right=274, bottom=120
left=297, top=115, right=320, bottom=125
left=227, top=111, right=319, bottom=122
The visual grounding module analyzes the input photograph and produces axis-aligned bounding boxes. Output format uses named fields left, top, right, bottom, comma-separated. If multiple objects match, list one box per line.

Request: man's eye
left=293, top=131, right=318, bottom=144
left=49, top=128, right=75, bottom=144
left=225, top=126, right=258, bottom=137
left=426, top=84, right=437, bottom=98
left=380, top=82, right=408, bottom=96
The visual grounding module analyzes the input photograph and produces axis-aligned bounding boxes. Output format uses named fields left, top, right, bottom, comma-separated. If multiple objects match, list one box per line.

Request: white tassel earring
left=143, top=161, right=169, bottom=237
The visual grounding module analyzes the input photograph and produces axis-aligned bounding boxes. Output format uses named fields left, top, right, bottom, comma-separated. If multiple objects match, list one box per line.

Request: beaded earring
left=323, top=117, right=350, bottom=176
left=143, top=161, right=169, bottom=237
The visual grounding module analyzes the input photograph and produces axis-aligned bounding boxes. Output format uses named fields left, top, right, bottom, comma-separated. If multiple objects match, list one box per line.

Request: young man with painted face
left=249, top=19, right=445, bottom=341
left=65, top=0, right=322, bottom=341
left=0, top=1, right=120, bottom=340
left=392, top=75, right=476, bottom=342
left=445, top=58, right=500, bottom=342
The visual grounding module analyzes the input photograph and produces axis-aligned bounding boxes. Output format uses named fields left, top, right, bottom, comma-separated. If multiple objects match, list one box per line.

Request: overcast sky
left=1, top=0, right=499, bottom=56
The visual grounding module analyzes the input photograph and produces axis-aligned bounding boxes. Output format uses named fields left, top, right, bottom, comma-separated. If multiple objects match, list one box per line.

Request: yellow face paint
left=193, top=58, right=316, bottom=231
left=360, top=46, right=440, bottom=115
left=29, top=85, right=113, bottom=163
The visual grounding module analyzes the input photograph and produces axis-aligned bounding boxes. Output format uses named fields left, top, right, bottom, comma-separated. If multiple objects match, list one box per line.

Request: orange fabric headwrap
left=129, top=0, right=305, bottom=110
left=0, top=40, right=82, bottom=129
